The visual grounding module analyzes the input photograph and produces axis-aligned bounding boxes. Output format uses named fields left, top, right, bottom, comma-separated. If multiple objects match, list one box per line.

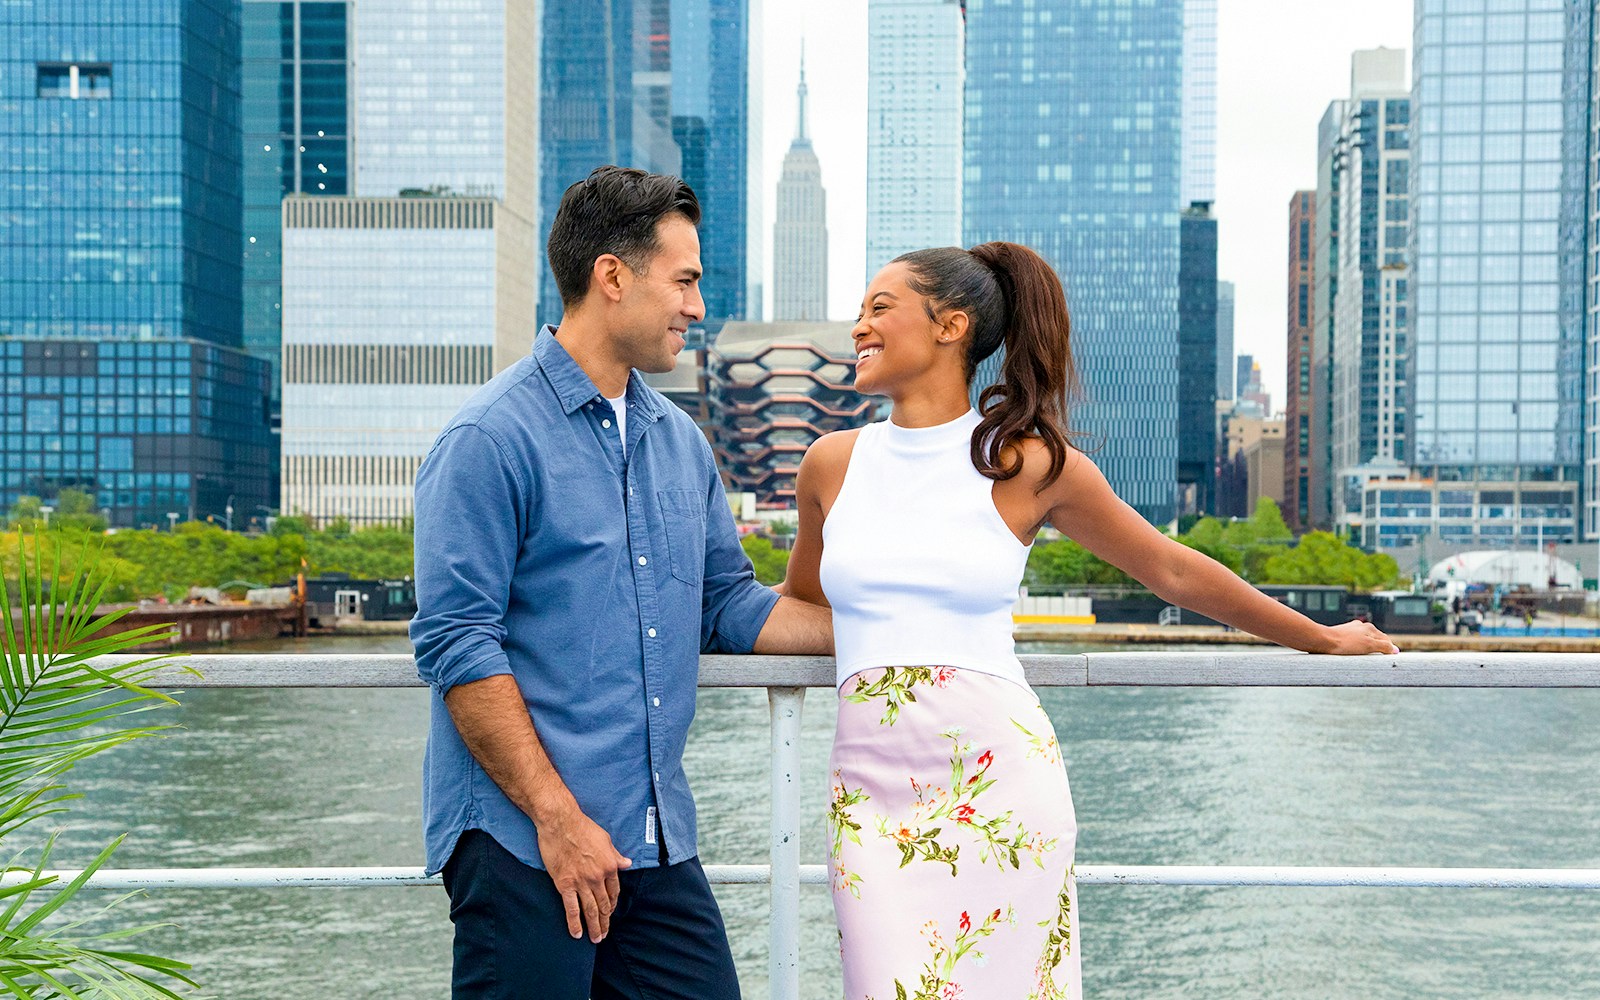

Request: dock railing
left=13, top=650, right=1600, bottom=1000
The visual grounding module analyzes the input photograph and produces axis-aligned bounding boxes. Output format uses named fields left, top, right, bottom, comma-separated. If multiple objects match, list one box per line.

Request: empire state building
left=773, top=52, right=828, bottom=321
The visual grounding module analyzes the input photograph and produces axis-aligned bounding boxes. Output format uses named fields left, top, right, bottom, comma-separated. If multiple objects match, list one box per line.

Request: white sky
left=758, top=0, right=1413, bottom=408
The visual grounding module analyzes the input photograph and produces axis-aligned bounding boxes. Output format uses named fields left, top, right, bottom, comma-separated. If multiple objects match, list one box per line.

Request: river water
left=54, top=634, right=1600, bottom=998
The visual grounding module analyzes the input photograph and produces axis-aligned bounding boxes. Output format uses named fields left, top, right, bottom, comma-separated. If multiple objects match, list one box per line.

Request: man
left=410, top=166, right=832, bottom=999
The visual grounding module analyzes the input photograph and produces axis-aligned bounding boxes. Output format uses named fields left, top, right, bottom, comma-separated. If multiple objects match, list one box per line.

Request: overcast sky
left=758, top=0, right=1412, bottom=407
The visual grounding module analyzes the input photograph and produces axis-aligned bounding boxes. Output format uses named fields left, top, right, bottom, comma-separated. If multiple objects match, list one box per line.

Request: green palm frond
left=0, top=531, right=195, bottom=997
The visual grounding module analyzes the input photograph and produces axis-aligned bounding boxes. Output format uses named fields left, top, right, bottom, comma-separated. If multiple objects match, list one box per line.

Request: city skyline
left=759, top=0, right=1410, bottom=406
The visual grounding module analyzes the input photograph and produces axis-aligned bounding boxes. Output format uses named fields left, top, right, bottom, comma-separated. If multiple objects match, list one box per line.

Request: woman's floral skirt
left=829, top=665, right=1079, bottom=1000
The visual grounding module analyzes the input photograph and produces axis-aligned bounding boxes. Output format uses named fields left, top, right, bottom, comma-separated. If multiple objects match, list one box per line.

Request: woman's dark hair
left=546, top=166, right=702, bottom=307
left=893, top=242, right=1082, bottom=487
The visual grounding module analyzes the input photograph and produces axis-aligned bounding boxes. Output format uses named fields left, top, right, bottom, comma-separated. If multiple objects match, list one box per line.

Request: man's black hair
left=546, top=166, right=702, bottom=307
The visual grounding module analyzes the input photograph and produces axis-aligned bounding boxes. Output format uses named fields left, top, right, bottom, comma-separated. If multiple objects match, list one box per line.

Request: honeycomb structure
left=707, top=323, right=875, bottom=508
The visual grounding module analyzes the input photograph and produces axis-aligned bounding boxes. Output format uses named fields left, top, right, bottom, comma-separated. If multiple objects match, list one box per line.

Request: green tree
left=1175, top=516, right=1243, bottom=575
left=51, top=487, right=108, bottom=533
left=1024, top=538, right=1137, bottom=587
left=740, top=535, right=789, bottom=586
left=1262, top=531, right=1401, bottom=591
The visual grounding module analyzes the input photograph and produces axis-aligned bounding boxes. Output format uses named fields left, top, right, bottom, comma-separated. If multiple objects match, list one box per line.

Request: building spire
left=795, top=41, right=809, bottom=144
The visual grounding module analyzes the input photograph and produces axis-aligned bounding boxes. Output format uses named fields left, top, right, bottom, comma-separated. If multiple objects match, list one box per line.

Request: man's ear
left=591, top=254, right=628, bottom=304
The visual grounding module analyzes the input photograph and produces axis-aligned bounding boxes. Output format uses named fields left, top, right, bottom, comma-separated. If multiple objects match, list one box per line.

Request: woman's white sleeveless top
left=819, top=409, right=1031, bottom=690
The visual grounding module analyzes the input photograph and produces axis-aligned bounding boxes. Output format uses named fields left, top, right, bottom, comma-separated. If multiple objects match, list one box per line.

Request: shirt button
left=638, top=556, right=647, bottom=566
left=653, top=697, right=661, bottom=707
left=602, top=419, right=611, bottom=428
left=654, top=772, right=661, bottom=782
left=647, top=627, right=657, bottom=638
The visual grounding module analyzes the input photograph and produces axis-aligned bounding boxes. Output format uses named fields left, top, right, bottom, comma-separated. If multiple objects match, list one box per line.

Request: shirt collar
left=534, top=325, right=669, bottom=420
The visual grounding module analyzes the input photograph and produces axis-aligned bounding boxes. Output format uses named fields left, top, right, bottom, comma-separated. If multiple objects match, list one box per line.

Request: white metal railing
left=59, top=651, right=1600, bottom=1000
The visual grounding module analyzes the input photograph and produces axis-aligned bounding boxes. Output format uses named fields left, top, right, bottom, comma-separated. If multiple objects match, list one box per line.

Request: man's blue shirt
left=410, top=327, right=779, bottom=875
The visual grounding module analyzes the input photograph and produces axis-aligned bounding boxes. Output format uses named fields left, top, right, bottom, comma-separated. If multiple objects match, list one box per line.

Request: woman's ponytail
left=964, top=242, right=1079, bottom=486
left=896, top=242, right=1081, bottom=487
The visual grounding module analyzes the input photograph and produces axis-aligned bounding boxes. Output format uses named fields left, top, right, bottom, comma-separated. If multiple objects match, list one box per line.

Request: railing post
left=768, top=686, right=805, bottom=1000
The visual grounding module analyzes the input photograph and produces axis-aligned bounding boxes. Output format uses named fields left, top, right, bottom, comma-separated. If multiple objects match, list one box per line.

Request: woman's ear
left=939, top=310, right=971, bottom=345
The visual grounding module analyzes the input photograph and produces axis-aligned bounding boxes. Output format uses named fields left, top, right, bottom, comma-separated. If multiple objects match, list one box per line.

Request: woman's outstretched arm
left=1038, top=445, right=1398, bottom=655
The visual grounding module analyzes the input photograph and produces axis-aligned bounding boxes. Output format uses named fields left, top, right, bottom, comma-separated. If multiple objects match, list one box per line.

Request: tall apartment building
left=865, top=0, right=964, bottom=277
left=1328, top=49, right=1411, bottom=538
left=1216, top=279, right=1235, bottom=401
left=1406, top=0, right=1585, bottom=550
left=539, top=0, right=753, bottom=332
left=278, top=0, right=538, bottom=525
left=772, top=58, right=829, bottom=322
left=1308, top=101, right=1345, bottom=532
left=1285, top=191, right=1317, bottom=533
left=964, top=0, right=1191, bottom=525
left=2, top=0, right=274, bottom=527
left=1178, top=202, right=1218, bottom=515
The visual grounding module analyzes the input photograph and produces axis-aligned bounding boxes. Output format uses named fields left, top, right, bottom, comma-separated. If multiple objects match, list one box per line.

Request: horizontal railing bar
left=8, top=864, right=1600, bottom=891
left=94, top=651, right=1600, bottom=690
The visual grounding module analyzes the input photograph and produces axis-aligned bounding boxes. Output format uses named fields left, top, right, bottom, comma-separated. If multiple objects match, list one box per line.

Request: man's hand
left=538, top=804, right=633, bottom=942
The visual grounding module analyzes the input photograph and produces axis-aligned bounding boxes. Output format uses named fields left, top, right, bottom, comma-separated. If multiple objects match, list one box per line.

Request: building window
left=37, top=62, right=112, bottom=100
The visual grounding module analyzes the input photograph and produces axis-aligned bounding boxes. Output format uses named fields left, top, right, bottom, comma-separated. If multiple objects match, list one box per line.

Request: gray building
left=1409, top=0, right=1583, bottom=550
left=964, top=0, right=1191, bottom=525
left=1328, top=49, right=1411, bottom=538
left=773, top=57, right=829, bottom=322
left=279, top=196, right=532, bottom=524
left=865, top=0, right=965, bottom=277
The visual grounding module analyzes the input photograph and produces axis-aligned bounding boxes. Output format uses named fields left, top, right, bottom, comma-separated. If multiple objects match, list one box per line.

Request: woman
left=779, top=242, right=1399, bottom=1000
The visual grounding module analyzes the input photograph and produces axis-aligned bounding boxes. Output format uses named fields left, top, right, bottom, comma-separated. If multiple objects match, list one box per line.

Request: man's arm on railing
left=752, top=596, right=833, bottom=655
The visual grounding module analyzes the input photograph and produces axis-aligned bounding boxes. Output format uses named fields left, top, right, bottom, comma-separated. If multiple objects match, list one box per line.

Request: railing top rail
left=93, top=651, right=1600, bottom=689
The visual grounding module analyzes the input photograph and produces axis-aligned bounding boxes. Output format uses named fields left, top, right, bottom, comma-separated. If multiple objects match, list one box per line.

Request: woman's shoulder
left=803, top=426, right=866, bottom=471
left=998, top=430, right=1094, bottom=489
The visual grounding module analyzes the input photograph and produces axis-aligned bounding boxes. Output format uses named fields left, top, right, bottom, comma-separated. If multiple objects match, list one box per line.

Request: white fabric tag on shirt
left=645, top=805, right=657, bottom=845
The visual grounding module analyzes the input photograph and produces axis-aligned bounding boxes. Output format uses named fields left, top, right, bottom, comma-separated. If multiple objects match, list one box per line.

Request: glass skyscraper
left=1178, top=201, right=1217, bottom=516
left=964, top=0, right=1186, bottom=524
left=2, top=0, right=275, bottom=526
left=241, top=0, right=352, bottom=420
left=1410, top=0, right=1584, bottom=547
left=539, top=0, right=749, bottom=333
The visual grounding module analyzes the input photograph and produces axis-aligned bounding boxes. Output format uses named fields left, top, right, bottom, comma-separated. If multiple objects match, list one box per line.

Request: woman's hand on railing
left=1318, top=620, right=1401, bottom=656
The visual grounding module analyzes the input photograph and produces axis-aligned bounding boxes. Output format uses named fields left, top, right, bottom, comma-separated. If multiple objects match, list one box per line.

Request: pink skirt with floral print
left=829, top=666, right=1080, bottom=1000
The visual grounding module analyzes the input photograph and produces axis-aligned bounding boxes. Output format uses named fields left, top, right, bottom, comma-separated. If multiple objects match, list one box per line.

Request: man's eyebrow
left=676, top=266, right=703, bottom=280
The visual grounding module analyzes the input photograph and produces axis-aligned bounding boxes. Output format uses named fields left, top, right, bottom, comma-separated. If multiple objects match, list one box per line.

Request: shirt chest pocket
left=657, top=489, right=705, bottom=586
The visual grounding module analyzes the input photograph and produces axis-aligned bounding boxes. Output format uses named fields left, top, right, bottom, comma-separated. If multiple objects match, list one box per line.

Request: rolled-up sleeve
left=410, top=423, right=526, bottom=696
left=698, top=457, right=779, bottom=653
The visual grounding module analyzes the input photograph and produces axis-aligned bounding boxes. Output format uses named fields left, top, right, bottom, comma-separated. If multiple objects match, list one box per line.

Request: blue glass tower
left=539, top=0, right=749, bottom=334
left=241, top=0, right=352, bottom=419
left=964, top=0, right=1185, bottom=525
left=1, top=0, right=274, bottom=527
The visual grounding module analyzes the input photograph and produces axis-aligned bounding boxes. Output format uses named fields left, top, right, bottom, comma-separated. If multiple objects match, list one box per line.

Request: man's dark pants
left=443, top=829, right=741, bottom=1000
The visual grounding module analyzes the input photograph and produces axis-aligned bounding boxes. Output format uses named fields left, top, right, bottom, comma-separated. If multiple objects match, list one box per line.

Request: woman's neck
left=887, top=381, right=976, bottom=428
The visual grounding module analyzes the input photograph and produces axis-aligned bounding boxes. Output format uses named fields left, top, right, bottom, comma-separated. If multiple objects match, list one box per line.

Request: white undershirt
left=605, top=392, right=628, bottom=457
